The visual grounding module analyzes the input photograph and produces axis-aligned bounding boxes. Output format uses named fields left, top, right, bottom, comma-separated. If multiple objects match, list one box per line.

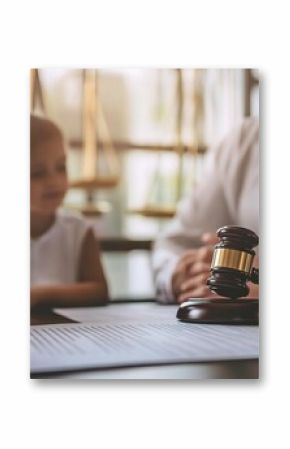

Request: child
left=30, top=114, right=109, bottom=308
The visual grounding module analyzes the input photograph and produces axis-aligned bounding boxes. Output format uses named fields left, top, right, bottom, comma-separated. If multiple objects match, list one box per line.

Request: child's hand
left=30, top=282, right=109, bottom=308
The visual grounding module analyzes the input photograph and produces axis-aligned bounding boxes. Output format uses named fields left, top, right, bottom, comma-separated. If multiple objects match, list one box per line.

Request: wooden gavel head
left=207, top=225, right=259, bottom=299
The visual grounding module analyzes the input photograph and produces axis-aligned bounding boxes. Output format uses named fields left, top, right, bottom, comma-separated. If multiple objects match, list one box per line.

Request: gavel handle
left=250, top=267, right=259, bottom=284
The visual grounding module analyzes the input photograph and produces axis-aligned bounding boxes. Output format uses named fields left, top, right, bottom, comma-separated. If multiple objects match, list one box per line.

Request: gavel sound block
left=176, top=226, right=259, bottom=324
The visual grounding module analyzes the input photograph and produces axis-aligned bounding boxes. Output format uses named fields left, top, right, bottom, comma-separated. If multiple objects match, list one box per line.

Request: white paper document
left=31, top=319, right=259, bottom=374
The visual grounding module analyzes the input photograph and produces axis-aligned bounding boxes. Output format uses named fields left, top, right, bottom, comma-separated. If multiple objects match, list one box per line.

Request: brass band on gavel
left=211, top=248, right=254, bottom=274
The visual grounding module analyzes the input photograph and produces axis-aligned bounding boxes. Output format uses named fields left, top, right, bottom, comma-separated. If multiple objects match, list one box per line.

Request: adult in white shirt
left=152, top=118, right=259, bottom=304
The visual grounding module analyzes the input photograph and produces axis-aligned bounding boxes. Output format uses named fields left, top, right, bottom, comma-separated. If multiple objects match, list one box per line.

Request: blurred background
left=31, top=68, right=259, bottom=300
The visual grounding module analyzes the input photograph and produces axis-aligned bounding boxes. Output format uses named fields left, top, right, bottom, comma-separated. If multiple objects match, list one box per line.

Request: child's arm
left=31, top=229, right=109, bottom=308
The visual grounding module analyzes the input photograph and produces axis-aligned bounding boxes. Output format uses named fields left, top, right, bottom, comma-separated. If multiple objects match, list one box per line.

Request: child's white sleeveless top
left=31, top=209, right=90, bottom=285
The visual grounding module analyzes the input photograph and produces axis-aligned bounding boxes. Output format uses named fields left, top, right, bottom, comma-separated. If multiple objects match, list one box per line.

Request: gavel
left=176, top=225, right=259, bottom=324
left=207, top=225, right=259, bottom=298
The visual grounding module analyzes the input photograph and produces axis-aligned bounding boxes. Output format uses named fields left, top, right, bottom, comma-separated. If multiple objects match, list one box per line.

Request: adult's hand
left=172, top=232, right=218, bottom=303
left=248, top=255, right=259, bottom=298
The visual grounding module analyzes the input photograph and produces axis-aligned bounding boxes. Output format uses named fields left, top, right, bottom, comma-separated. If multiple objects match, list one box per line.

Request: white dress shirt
left=152, top=118, right=259, bottom=303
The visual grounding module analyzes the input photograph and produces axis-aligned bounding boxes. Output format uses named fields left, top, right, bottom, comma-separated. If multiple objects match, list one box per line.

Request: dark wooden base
left=176, top=298, right=259, bottom=325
